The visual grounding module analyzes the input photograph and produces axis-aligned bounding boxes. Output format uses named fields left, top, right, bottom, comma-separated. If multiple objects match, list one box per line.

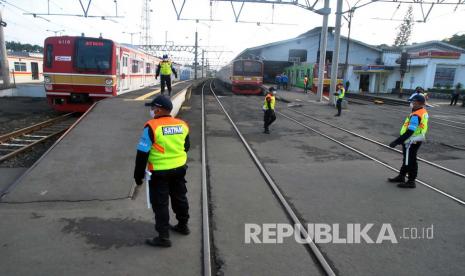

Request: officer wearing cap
left=156, top=54, right=178, bottom=97
left=134, top=95, right=190, bottom=247
left=263, top=87, right=277, bottom=134
left=388, top=94, right=429, bottom=188
left=408, top=86, right=427, bottom=103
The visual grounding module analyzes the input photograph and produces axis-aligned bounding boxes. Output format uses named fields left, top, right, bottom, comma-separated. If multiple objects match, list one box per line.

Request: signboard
left=55, top=56, right=72, bottom=62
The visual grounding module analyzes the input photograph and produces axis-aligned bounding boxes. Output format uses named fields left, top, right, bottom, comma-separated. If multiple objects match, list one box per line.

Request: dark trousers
left=399, top=142, right=422, bottom=181
left=264, top=110, right=276, bottom=131
left=149, top=166, right=189, bottom=237
left=304, top=83, right=308, bottom=93
left=160, top=75, right=172, bottom=95
left=450, top=94, right=459, bottom=106
left=336, top=99, right=342, bottom=116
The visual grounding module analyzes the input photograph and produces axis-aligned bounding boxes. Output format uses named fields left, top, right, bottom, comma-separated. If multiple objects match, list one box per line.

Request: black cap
left=410, top=94, right=426, bottom=103
left=147, top=95, right=173, bottom=111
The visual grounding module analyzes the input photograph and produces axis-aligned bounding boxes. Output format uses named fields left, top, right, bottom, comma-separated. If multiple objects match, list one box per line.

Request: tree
left=6, top=41, right=43, bottom=52
left=394, top=6, right=414, bottom=47
left=443, top=34, right=465, bottom=49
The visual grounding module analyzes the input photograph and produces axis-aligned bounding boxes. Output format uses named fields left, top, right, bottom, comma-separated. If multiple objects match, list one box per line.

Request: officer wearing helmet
left=263, top=87, right=277, bottom=134
left=134, top=95, right=190, bottom=247
left=156, top=54, right=178, bottom=96
left=388, top=94, right=429, bottom=188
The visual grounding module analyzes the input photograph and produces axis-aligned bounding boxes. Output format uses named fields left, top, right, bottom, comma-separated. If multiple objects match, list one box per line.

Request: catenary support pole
left=329, top=0, right=343, bottom=104
left=316, top=0, right=330, bottom=102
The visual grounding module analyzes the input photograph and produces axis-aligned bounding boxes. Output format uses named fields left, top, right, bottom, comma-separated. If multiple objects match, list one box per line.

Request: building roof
left=7, top=51, right=43, bottom=58
left=234, top=27, right=382, bottom=61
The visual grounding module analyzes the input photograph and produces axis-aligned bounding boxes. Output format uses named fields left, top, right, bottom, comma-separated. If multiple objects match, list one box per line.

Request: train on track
left=216, top=59, right=264, bottom=95
left=283, top=63, right=343, bottom=93
left=43, top=36, right=191, bottom=112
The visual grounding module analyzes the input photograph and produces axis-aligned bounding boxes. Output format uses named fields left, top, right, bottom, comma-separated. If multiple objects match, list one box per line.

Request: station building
left=4, top=51, right=44, bottom=84
left=235, top=27, right=465, bottom=93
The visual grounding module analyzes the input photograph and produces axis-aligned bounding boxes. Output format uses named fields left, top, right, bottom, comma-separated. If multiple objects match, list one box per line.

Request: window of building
left=14, top=62, right=27, bottom=72
left=132, top=60, right=139, bottom=73
left=289, top=49, right=307, bottom=62
left=434, top=67, right=455, bottom=87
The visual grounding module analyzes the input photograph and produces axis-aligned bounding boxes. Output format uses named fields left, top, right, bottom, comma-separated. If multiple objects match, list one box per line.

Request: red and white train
left=216, top=59, right=264, bottom=95
left=43, top=36, right=172, bottom=112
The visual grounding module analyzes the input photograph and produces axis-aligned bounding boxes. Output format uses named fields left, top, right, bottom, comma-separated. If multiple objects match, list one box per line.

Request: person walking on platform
left=334, top=83, right=345, bottom=117
left=450, top=83, right=462, bottom=106
left=263, top=87, right=276, bottom=134
left=303, top=75, right=309, bottom=93
left=388, top=94, right=429, bottom=188
left=134, top=95, right=190, bottom=247
left=281, top=73, right=289, bottom=90
left=156, top=54, right=178, bottom=97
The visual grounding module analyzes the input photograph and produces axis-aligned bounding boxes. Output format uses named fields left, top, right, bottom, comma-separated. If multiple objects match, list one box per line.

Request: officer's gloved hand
left=174, top=74, right=178, bottom=79
left=155, top=76, right=158, bottom=80
left=389, top=141, right=397, bottom=148
left=135, top=178, right=143, bottom=186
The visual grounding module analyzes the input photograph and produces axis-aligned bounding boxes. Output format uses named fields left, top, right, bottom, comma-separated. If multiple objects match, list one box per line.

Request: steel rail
left=208, top=81, right=336, bottom=276
left=0, top=113, right=74, bottom=143
left=287, top=108, right=465, bottom=179
left=346, top=97, right=465, bottom=130
left=0, top=128, right=68, bottom=163
left=277, top=111, right=465, bottom=206
left=201, top=81, right=212, bottom=276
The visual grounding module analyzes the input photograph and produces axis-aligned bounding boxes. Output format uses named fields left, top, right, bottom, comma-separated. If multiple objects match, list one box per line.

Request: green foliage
left=443, top=34, right=465, bottom=49
left=394, top=6, right=414, bottom=47
left=6, top=41, right=43, bottom=52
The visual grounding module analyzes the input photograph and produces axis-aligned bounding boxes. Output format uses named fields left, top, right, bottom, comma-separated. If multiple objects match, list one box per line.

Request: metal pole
left=316, top=0, right=330, bottom=102
left=194, top=31, right=198, bottom=80
left=0, top=10, right=11, bottom=88
left=329, top=0, right=343, bottom=105
left=343, top=9, right=353, bottom=82
left=202, top=49, right=205, bottom=78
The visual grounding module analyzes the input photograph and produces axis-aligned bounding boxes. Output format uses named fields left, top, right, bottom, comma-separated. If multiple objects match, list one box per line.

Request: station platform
left=1, top=79, right=465, bottom=275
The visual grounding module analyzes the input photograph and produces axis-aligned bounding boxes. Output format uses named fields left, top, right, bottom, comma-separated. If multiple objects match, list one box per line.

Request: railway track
left=202, top=80, right=336, bottom=276
left=346, top=94, right=465, bottom=131
left=0, top=113, right=77, bottom=163
left=277, top=108, right=465, bottom=206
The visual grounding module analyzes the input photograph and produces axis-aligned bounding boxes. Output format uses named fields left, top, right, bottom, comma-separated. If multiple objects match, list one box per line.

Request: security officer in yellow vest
left=134, top=95, right=190, bottom=247
left=334, top=83, right=345, bottom=117
left=263, top=87, right=276, bottom=134
left=388, top=94, right=429, bottom=188
left=156, top=54, right=178, bottom=97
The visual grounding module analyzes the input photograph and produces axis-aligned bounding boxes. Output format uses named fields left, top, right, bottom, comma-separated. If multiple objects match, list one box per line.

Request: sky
left=2, top=0, right=465, bottom=68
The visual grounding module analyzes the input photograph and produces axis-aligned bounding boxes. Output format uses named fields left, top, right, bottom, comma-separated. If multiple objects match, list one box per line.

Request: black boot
left=397, top=179, right=416, bottom=188
left=146, top=235, right=171, bottom=247
left=171, top=223, right=190, bottom=235
left=388, top=175, right=405, bottom=183
left=264, top=128, right=270, bottom=134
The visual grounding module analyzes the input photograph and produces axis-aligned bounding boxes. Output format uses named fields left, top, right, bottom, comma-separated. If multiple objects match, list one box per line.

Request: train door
left=116, top=50, right=120, bottom=93
left=122, top=55, right=129, bottom=90
left=31, top=62, right=39, bottom=80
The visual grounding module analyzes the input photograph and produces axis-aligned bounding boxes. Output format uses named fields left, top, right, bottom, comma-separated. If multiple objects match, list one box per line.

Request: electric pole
left=194, top=31, right=198, bottom=80
left=0, top=10, right=11, bottom=88
left=140, top=0, right=152, bottom=46
left=329, top=0, right=343, bottom=104
left=202, top=49, right=205, bottom=78
left=316, top=0, right=330, bottom=102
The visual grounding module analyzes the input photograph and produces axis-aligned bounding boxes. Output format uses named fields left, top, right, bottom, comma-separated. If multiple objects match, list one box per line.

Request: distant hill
left=6, top=41, right=43, bottom=53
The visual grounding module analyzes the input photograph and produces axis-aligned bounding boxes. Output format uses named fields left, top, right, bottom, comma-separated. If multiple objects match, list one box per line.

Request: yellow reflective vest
left=160, top=61, right=173, bottom=76
left=400, top=107, right=429, bottom=143
left=263, top=94, right=275, bottom=110
left=336, top=87, right=345, bottom=99
left=145, top=116, right=189, bottom=171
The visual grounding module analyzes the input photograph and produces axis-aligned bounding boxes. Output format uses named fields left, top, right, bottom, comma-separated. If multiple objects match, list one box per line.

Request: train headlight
left=105, top=78, right=114, bottom=86
left=45, top=84, right=53, bottom=90
left=44, top=76, right=51, bottom=83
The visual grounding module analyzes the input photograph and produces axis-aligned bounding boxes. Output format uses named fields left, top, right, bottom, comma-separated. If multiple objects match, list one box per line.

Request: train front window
left=233, top=61, right=243, bottom=75
left=75, top=39, right=112, bottom=71
left=242, top=61, right=261, bottom=76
